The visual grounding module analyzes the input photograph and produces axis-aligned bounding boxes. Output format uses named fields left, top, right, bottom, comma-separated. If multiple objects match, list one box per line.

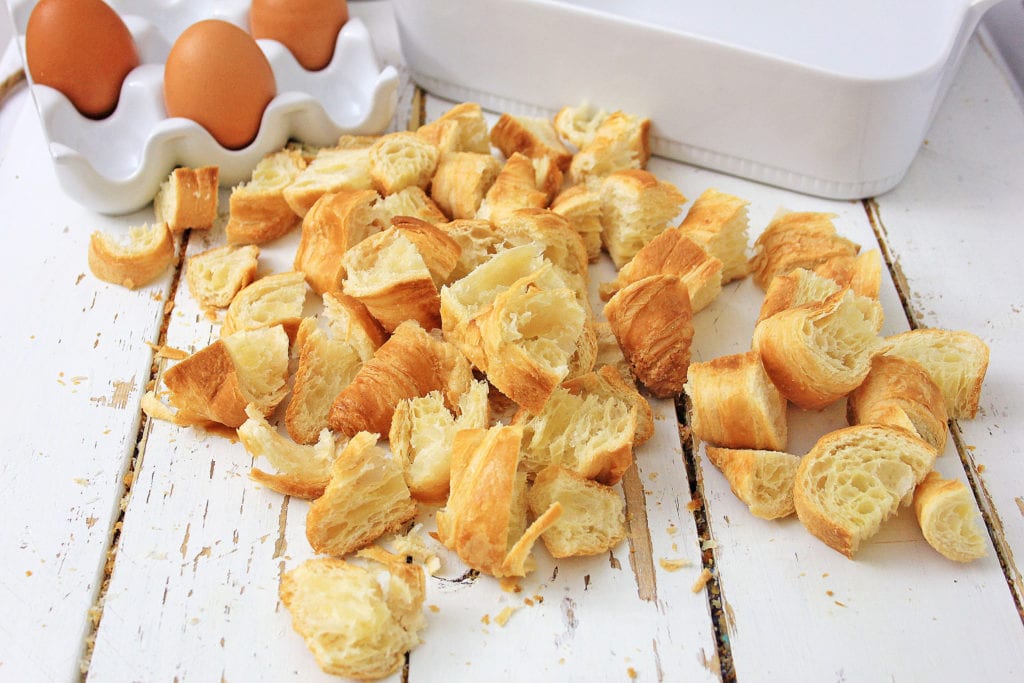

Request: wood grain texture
left=86, top=183, right=718, bottom=681
left=655, top=48, right=1024, bottom=676
left=5, top=3, right=1024, bottom=681
left=868, top=35, right=1024, bottom=612
left=0, top=102, right=176, bottom=679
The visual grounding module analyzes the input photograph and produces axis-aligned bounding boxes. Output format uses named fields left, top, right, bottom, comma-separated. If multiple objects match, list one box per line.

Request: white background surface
left=1, top=2, right=1023, bottom=681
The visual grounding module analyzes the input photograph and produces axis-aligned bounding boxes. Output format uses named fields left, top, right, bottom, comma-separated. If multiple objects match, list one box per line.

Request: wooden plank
left=17, top=2, right=1024, bottom=680
left=86, top=201, right=718, bottom=683
left=869, top=36, right=1024, bottom=606
left=636, top=40, right=1024, bottom=678
left=0, top=100, right=176, bottom=678
left=87, top=51, right=718, bottom=680
left=86, top=218, right=316, bottom=680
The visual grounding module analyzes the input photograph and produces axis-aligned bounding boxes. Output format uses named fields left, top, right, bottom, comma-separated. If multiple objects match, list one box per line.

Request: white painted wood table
left=2, top=3, right=1023, bottom=681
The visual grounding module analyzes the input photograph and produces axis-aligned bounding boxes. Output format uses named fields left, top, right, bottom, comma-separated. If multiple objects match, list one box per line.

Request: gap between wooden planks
left=78, top=86, right=717, bottom=679
left=77, top=224, right=192, bottom=676
left=862, top=197, right=1024, bottom=621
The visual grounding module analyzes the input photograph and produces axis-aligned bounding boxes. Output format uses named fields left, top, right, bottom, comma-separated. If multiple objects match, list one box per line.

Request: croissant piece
left=305, top=432, right=418, bottom=557
left=227, top=150, right=304, bottom=244
left=677, top=187, right=751, bottom=283
left=327, top=321, right=473, bottom=437
left=604, top=274, right=694, bottom=398
left=750, top=210, right=859, bottom=290
left=294, top=189, right=380, bottom=295
left=753, top=289, right=883, bottom=410
left=847, top=354, right=948, bottom=452
left=431, top=152, right=502, bottom=219
left=794, top=425, right=937, bottom=558
left=705, top=446, right=799, bottom=520
left=685, top=351, right=788, bottom=452
left=527, top=465, right=626, bottom=558
left=600, top=228, right=723, bottom=313
left=599, top=169, right=686, bottom=268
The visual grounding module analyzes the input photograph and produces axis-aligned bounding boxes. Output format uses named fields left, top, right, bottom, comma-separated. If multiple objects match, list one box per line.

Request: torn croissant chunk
left=369, top=131, right=440, bottom=195
left=88, top=222, right=175, bottom=290
left=493, top=208, right=590, bottom=296
left=563, top=365, right=654, bottom=447
left=847, top=354, right=948, bottom=453
left=794, top=425, right=937, bottom=558
left=283, top=145, right=375, bottom=218
left=705, top=446, right=800, bottom=520
left=553, top=103, right=609, bottom=150
left=322, top=291, right=387, bottom=364
left=162, top=324, right=290, bottom=429
left=685, top=351, right=788, bottom=452
left=440, top=243, right=547, bottom=372
left=293, top=188, right=380, bottom=295
left=913, top=471, right=987, bottom=562
left=513, top=385, right=637, bottom=485
left=604, top=274, right=694, bottom=398
left=154, top=165, right=219, bottom=233
left=677, top=187, right=751, bottom=284
left=238, top=404, right=341, bottom=500
left=435, top=218, right=505, bottom=282
left=489, top=112, right=573, bottom=170
left=753, top=289, right=883, bottom=411
left=389, top=380, right=490, bottom=505
left=749, top=210, right=859, bottom=290
left=477, top=152, right=556, bottom=224
left=478, top=263, right=587, bottom=412
left=431, top=151, right=502, bottom=219
left=814, top=249, right=882, bottom=300
left=416, top=101, right=491, bottom=155
left=305, top=432, right=418, bottom=558
left=374, top=185, right=448, bottom=227
left=569, top=111, right=651, bottom=187
left=226, top=148, right=306, bottom=245
left=285, top=321, right=363, bottom=445
left=527, top=465, right=627, bottom=558
left=599, top=169, right=686, bottom=268
left=550, top=184, right=603, bottom=262
left=327, top=320, right=473, bottom=437
left=341, top=225, right=442, bottom=332
left=221, top=270, right=308, bottom=337
left=390, top=216, right=462, bottom=288
left=882, top=328, right=990, bottom=420
left=436, top=426, right=562, bottom=578
left=757, top=267, right=842, bottom=326
left=186, top=244, right=259, bottom=309
left=600, top=228, right=723, bottom=313
left=279, top=551, right=425, bottom=679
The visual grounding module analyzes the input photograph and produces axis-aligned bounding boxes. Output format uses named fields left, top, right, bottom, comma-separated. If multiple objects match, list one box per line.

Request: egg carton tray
left=6, top=0, right=399, bottom=215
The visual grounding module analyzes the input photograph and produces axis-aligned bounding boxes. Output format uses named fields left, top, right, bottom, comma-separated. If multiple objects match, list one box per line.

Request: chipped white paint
left=0, top=101, right=175, bottom=679
left=678, top=186, right=1024, bottom=680
left=868, top=34, right=1024, bottom=611
left=3, top=3, right=1024, bottom=682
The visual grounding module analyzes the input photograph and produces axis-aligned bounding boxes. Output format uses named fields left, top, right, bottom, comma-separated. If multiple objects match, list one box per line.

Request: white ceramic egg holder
left=6, top=0, right=399, bottom=215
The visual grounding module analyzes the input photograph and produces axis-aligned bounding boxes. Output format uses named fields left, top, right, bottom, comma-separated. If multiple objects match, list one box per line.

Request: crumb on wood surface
left=691, top=567, right=713, bottom=593
left=494, top=605, right=518, bottom=626
left=659, top=557, right=692, bottom=572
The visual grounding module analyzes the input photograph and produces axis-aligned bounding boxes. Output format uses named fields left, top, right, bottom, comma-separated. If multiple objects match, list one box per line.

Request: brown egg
left=163, top=20, right=277, bottom=150
left=250, top=0, right=349, bottom=71
left=25, top=0, right=140, bottom=119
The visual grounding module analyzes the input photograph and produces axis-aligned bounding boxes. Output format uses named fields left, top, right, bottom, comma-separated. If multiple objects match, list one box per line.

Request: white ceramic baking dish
left=393, top=0, right=1000, bottom=199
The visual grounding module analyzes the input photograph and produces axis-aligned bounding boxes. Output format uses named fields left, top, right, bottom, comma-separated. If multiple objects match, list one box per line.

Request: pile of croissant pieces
left=121, top=101, right=991, bottom=679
